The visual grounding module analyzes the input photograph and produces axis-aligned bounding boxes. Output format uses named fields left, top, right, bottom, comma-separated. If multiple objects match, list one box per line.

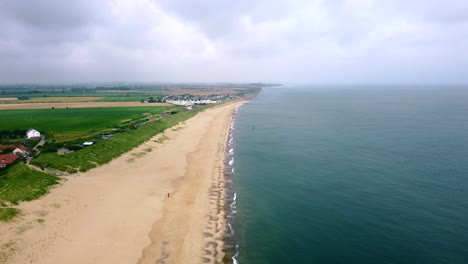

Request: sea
left=225, top=85, right=468, bottom=264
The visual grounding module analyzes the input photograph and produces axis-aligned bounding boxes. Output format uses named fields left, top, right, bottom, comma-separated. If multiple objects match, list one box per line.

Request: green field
left=96, top=95, right=161, bottom=102
left=0, top=106, right=176, bottom=142
left=0, top=93, right=162, bottom=103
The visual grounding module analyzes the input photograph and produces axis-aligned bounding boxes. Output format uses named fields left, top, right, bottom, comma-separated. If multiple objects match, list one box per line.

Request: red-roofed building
left=13, top=144, right=31, bottom=157
left=0, top=154, right=18, bottom=169
left=0, top=146, right=15, bottom=153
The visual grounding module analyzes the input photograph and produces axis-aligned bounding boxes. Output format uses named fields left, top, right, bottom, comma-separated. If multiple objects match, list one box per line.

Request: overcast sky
left=0, top=0, right=467, bottom=84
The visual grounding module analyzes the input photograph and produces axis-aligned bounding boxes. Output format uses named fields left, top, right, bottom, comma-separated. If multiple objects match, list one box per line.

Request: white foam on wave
left=227, top=104, right=242, bottom=264
left=228, top=222, right=234, bottom=234
left=230, top=193, right=237, bottom=208
left=232, top=243, right=240, bottom=264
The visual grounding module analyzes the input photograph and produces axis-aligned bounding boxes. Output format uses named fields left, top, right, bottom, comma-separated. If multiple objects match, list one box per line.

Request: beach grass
left=0, top=208, right=20, bottom=222
left=0, top=163, right=59, bottom=205
left=0, top=240, right=16, bottom=263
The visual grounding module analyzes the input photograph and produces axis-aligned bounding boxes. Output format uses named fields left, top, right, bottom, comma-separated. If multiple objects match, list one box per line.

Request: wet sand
left=0, top=101, right=244, bottom=263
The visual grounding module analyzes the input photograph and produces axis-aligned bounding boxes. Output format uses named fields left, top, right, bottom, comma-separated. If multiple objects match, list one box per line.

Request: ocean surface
left=228, top=86, right=468, bottom=264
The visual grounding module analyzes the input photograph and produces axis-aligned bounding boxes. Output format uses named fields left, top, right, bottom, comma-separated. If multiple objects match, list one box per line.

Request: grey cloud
left=0, top=0, right=467, bottom=84
left=0, top=0, right=109, bottom=29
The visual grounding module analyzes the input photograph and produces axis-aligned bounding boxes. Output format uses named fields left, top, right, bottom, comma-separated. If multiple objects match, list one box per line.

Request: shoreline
left=138, top=101, right=246, bottom=263
left=222, top=105, right=241, bottom=264
left=0, top=100, right=246, bottom=264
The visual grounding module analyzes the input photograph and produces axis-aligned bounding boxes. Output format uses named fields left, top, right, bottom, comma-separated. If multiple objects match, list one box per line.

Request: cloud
left=0, top=0, right=467, bottom=83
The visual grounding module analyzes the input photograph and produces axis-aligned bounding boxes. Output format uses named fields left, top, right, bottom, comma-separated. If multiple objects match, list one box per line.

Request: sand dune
left=0, top=101, right=244, bottom=263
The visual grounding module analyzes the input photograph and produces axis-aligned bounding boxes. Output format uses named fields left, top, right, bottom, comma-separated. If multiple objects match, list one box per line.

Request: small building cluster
left=165, top=99, right=218, bottom=106
left=162, top=94, right=236, bottom=106
left=0, top=144, right=32, bottom=169
left=0, top=128, right=39, bottom=169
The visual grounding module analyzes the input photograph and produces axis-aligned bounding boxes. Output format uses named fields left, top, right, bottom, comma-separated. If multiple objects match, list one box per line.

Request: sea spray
left=223, top=106, right=241, bottom=264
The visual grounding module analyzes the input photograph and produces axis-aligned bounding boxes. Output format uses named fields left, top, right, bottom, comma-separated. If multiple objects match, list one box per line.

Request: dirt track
left=0, top=102, right=171, bottom=110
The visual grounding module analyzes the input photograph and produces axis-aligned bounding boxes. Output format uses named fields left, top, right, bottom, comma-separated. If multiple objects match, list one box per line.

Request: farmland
left=11, top=97, right=104, bottom=103
left=0, top=106, right=176, bottom=142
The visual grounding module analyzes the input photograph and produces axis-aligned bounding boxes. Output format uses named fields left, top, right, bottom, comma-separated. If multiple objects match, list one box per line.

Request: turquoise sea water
left=229, top=86, right=468, bottom=264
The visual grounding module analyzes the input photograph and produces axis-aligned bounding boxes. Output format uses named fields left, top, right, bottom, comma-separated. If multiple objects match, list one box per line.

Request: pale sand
left=0, top=102, right=170, bottom=110
left=0, top=101, right=244, bottom=264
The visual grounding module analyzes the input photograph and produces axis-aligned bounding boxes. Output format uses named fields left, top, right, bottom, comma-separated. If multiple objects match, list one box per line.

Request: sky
left=0, top=0, right=467, bottom=84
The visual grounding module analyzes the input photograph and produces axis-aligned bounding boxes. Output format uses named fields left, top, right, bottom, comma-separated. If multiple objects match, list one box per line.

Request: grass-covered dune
left=0, top=163, right=59, bottom=221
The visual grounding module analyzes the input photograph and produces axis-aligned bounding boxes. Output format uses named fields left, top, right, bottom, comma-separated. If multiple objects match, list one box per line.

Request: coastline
left=0, top=100, right=246, bottom=264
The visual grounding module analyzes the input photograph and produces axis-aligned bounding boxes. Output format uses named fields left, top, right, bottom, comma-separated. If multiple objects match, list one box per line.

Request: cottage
left=0, top=154, right=18, bottom=169
left=57, top=147, right=74, bottom=155
left=12, top=144, right=30, bottom=157
left=26, top=128, right=41, bottom=139
left=101, top=134, right=113, bottom=140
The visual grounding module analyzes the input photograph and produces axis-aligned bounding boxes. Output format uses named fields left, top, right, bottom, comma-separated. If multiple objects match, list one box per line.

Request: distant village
left=160, top=93, right=238, bottom=107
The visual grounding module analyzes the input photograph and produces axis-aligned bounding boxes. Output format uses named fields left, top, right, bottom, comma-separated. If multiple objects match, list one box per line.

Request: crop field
left=18, top=97, right=103, bottom=103
left=96, top=95, right=156, bottom=102
left=0, top=106, right=176, bottom=142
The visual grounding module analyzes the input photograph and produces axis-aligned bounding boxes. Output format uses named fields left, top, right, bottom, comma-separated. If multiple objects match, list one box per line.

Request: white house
left=26, top=129, right=41, bottom=139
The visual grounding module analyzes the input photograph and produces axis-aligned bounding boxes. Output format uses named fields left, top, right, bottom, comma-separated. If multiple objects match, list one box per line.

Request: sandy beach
left=0, top=101, right=244, bottom=264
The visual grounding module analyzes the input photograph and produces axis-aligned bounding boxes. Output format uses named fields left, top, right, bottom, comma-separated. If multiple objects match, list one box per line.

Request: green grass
left=0, top=163, right=59, bottom=205
left=0, top=208, right=20, bottom=222
left=0, top=106, right=176, bottom=142
left=32, top=106, right=210, bottom=173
